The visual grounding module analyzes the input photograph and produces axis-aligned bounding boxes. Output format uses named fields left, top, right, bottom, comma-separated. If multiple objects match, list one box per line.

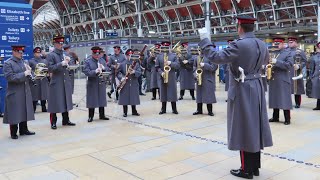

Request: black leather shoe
left=51, top=124, right=57, bottom=130
left=172, top=110, right=178, bottom=114
left=313, top=107, right=320, bottom=110
left=123, top=113, right=127, bottom=117
left=11, top=134, right=18, bottom=139
left=151, top=97, right=156, bottom=100
left=132, top=112, right=140, bottom=116
left=295, top=105, right=300, bottom=108
left=230, top=169, right=253, bottom=179
left=225, top=100, right=228, bottom=102
left=269, top=118, right=279, bottom=122
left=193, top=111, right=203, bottom=115
left=253, top=169, right=259, bottom=176
left=88, top=117, right=93, bottom=122
left=107, top=92, right=112, bottom=99
left=208, top=112, right=214, bottom=116
left=139, top=93, right=146, bottom=96
left=20, top=130, right=35, bottom=136
left=178, top=97, right=183, bottom=100
left=159, top=110, right=166, bottom=115
left=192, top=97, right=195, bottom=100
left=0, top=113, right=3, bottom=117
left=62, top=121, right=76, bottom=126
left=284, top=121, right=290, bottom=125
left=99, top=116, right=109, bottom=120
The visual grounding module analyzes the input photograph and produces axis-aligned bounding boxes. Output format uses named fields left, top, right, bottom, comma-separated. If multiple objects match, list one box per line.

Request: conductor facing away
left=198, top=15, right=273, bottom=179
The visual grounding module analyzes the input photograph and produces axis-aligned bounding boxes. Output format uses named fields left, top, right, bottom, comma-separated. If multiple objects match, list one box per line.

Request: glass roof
left=33, top=2, right=59, bottom=26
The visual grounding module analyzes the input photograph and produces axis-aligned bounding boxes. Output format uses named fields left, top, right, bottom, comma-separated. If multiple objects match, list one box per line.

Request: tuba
left=163, top=52, right=171, bottom=84
left=34, top=63, right=48, bottom=79
left=195, top=47, right=203, bottom=85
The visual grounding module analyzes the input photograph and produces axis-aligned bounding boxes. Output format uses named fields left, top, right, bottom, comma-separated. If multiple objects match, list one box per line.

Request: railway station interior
left=0, top=0, right=319, bottom=179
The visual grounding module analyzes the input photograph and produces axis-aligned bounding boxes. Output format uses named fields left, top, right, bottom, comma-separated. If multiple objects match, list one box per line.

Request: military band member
left=288, top=37, right=307, bottom=108
left=268, top=38, right=294, bottom=125
left=309, top=42, right=320, bottom=110
left=82, top=46, right=109, bottom=122
left=156, top=42, right=180, bottom=114
left=3, top=45, right=35, bottom=139
left=63, top=44, right=77, bottom=94
left=143, top=50, right=152, bottom=92
left=134, top=49, right=146, bottom=96
left=193, top=54, right=217, bottom=116
left=117, top=49, right=141, bottom=117
left=178, top=42, right=195, bottom=100
left=198, top=15, right=273, bottom=179
left=148, top=43, right=161, bottom=100
left=107, top=45, right=126, bottom=100
left=29, top=47, right=49, bottom=112
left=47, top=35, right=76, bottom=129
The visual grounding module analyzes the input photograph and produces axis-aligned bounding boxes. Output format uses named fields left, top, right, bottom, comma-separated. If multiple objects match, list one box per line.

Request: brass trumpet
left=172, top=41, right=182, bottom=57
left=163, top=52, right=171, bottom=84
left=196, top=47, right=203, bottom=85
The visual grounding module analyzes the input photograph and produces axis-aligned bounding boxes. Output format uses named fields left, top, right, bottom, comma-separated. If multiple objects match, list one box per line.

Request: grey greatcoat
left=28, top=57, right=49, bottom=101
left=310, top=53, right=320, bottom=99
left=3, top=57, right=34, bottom=125
left=65, top=52, right=77, bottom=94
left=179, top=52, right=195, bottom=90
left=117, top=59, right=141, bottom=105
left=107, top=53, right=126, bottom=86
left=193, top=56, right=218, bottom=104
left=155, top=52, right=180, bottom=102
left=82, top=57, right=108, bottom=108
left=290, top=48, right=307, bottom=95
left=46, top=48, right=73, bottom=113
left=147, top=55, right=159, bottom=89
left=199, top=32, right=273, bottom=153
left=269, top=49, right=294, bottom=110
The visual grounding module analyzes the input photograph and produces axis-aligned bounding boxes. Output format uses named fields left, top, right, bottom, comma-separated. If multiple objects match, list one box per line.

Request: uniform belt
left=235, top=73, right=261, bottom=82
left=244, top=73, right=261, bottom=80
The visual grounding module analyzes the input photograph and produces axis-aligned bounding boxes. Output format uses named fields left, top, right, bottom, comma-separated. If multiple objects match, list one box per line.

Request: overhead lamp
left=149, top=30, right=156, bottom=34
left=314, top=33, right=318, bottom=36
left=295, top=30, right=298, bottom=32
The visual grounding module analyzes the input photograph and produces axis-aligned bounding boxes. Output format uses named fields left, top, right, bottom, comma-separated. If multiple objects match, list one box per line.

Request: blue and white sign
left=0, top=2, right=33, bottom=114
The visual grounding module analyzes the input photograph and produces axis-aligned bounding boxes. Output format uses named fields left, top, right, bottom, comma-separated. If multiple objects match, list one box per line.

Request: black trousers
left=317, top=99, right=320, bottom=108
left=273, top=109, right=290, bottom=121
left=33, top=100, right=46, bottom=112
left=152, top=88, right=159, bottom=98
left=10, top=121, right=28, bottom=135
left=50, top=112, right=69, bottom=124
left=240, top=151, right=261, bottom=173
left=180, top=90, right=195, bottom=98
left=89, top=107, right=105, bottom=118
left=161, top=102, right=177, bottom=111
left=123, top=105, right=137, bottom=114
left=196, top=103, right=212, bottom=113
left=109, top=82, right=119, bottom=99
left=294, top=95, right=301, bottom=106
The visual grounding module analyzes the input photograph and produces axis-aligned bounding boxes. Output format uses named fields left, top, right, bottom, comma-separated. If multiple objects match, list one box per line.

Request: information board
left=0, top=2, right=33, bottom=114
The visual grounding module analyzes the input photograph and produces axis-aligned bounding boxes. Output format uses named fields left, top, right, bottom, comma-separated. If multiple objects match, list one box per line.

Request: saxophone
left=196, top=48, right=203, bottom=85
left=266, top=53, right=279, bottom=80
left=163, top=52, right=171, bottom=84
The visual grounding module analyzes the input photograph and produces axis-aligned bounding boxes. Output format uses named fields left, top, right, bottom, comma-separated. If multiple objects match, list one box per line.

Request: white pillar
left=203, top=0, right=211, bottom=41
left=94, top=21, right=98, bottom=40
left=137, top=12, right=143, bottom=37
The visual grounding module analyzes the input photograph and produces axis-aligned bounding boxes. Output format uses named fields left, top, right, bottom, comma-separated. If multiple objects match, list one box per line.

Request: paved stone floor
left=0, top=78, right=320, bottom=180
